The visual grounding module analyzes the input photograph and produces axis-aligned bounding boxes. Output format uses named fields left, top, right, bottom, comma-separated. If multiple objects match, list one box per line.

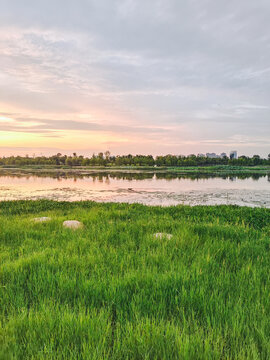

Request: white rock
left=153, top=232, right=173, bottom=240
left=33, top=217, right=51, bottom=222
left=63, top=220, right=83, bottom=229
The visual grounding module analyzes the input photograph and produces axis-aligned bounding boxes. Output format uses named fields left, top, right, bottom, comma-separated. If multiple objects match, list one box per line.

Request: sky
left=0, top=0, right=269, bottom=157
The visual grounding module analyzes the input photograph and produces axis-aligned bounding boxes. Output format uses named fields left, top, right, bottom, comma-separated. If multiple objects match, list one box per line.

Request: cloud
left=0, top=0, right=269, bottom=155
left=0, top=113, right=170, bottom=136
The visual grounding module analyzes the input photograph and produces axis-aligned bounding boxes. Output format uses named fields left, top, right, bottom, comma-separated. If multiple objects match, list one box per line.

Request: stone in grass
left=63, top=220, right=83, bottom=229
left=154, top=232, right=173, bottom=240
left=33, top=217, right=51, bottom=222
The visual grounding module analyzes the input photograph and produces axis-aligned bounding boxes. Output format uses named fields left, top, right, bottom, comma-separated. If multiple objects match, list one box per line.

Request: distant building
left=206, top=153, right=219, bottom=158
left=230, top=151, right=237, bottom=159
left=199, top=152, right=229, bottom=159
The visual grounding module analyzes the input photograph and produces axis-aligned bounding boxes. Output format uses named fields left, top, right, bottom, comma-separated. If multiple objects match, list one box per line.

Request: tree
left=104, top=151, right=110, bottom=160
left=252, top=155, right=261, bottom=166
left=65, top=157, right=73, bottom=166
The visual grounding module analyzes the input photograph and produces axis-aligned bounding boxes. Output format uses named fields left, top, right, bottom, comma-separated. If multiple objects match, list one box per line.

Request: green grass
left=1, top=164, right=270, bottom=175
left=0, top=200, right=269, bottom=359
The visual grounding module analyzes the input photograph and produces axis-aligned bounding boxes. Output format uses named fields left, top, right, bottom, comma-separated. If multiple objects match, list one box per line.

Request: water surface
left=0, top=171, right=269, bottom=207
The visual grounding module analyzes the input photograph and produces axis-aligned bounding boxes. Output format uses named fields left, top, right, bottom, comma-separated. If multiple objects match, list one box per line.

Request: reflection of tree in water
left=105, top=176, right=110, bottom=185
left=0, top=169, right=268, bottom=182
left=110, top=173, right=154, bottom=180
left=251, top=174, right=261, bottom=181
left=93, top=174, right=111, bottom=184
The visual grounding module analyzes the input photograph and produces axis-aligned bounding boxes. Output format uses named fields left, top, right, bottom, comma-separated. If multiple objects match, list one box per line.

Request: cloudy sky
left=0, top=0, right=269, bottom=157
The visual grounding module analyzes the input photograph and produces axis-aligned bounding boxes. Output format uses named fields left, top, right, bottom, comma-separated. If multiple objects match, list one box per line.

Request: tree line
left=0, top=152, right=270, bottom=167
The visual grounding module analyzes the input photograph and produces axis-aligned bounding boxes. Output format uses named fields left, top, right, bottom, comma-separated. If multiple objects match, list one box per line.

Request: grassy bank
left=0, top=201, right=270, bottom=359
left=0, top=164, right=270, bottom=177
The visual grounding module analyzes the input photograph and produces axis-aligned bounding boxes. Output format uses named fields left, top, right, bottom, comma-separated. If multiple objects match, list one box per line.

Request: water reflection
left=0, top=169, right=269, bottom=207
left=0, top=170, right=268, bottom=182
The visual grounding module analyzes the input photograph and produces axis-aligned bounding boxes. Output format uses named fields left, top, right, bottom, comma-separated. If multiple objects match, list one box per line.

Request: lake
left=0, top=170, right=269, bottom=207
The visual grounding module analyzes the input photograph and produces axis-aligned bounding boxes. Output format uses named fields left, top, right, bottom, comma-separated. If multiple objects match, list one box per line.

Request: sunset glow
left=0, top=1, right=269, bottom=156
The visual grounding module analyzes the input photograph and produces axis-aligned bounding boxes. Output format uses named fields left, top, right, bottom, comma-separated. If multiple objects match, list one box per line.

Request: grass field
left=1, top=164, right=270, bottom=176
left=0, top=200, right=269, bottom=359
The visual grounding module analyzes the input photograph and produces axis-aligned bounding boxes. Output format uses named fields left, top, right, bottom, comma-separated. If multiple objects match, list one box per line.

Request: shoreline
left=0, top=164, right=270, bottom=177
